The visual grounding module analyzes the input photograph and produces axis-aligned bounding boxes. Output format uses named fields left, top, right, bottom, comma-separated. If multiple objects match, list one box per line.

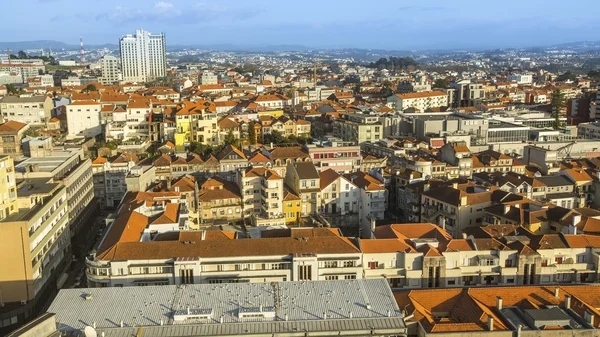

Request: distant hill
left=0, top=40, right=119, bottom=52
left=0, top=40, right=78, bottom=51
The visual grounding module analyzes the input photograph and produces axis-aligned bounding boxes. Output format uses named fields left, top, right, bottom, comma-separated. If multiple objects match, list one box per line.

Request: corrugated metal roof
left=96, top=317, right=406, bottom=336
left=48, top=279, right=405, bottom=335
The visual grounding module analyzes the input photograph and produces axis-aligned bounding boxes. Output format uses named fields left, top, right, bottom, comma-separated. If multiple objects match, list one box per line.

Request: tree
left=550, top=89, right=566, bottom=130
left=248, top=121, right=257, bottom=145
left=84, top=84, right=97, bottom=92
left=556, top=71, right=577, bottom=82
left=224, top=130, right=239, bottom=147
left=189, top=141, right=214, bottom=156
left=17, top=50, right=28, bottom=59
left=381, top=80, right=393, bottom=95
left=433, top=78, right=448, bottom=88
left=367, top=57, right=418, bottom=70
left=5, top=83, right=18, bottom=94
left=146, top=144, right=157, bottom=157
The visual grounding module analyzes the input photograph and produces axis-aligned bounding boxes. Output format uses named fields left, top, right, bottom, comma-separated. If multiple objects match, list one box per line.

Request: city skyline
left=3, top=0, right=599, bottom=50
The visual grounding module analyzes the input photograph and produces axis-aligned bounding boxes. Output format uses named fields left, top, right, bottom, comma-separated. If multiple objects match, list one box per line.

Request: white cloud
left=155, top=1, right=174, bottom=11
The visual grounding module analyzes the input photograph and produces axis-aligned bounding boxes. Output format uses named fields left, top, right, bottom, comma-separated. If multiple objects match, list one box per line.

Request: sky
left=3, top=0, right=600, bottom=50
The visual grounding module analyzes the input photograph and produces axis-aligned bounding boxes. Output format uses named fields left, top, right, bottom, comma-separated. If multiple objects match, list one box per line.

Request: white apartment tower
left=100, top=55, right=121, bottom=85
left=119, top=29, right=166, bottom=83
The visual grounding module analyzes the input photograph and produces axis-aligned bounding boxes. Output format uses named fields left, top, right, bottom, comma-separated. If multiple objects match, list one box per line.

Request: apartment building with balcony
left=0, top=95, right=53, bottom=126
left=86, top=225, right=362, bottom=288
left=83, top=215, right=600, bottom=302
left=197, top=176, right=242, bottom=225
left=421, top=182, right=501, bottom=238
left=344, top=171, right=387, bottom=238
left=0, top=179, right=69, bottom=332
left=387, top=90, right=448, bottom=112
left=333, top=113, right=383, bottom=145
left=0, top=155, right=17, bottom=220
left=262, top=145, right=310, bottom=177
left=91, top=152, right=139, bottom=208
left=216, top=145, right=248, bottom=182
left=440, top=142, right=473, bottom=178
left=172, top=100, right=220, bottom=149
left=14, top=148, right=94, bottom=242
left=0, top=120, right=29, bottom=158
left=483, top=200, right=574, bottom=235
left=238, top=166, right=285, bottom=227
left=285, top=161, right=321, bottom=216
left=306, top=140, right=361, bottom=173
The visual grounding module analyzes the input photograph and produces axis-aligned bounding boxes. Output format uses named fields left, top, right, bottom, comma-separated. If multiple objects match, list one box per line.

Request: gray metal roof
left=0, top=95, right=47, bottom=103
left=89, top=317, right=406, bottom=337
left=48, top=279, right=405, bottom=335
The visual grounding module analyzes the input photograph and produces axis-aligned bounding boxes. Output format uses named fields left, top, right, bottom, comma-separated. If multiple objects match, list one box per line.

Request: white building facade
left=119, top=29, right=167, bottom=83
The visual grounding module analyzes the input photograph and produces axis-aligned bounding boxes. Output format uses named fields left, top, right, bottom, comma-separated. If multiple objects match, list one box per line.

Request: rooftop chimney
left=488, top=315, right=494, bottom=331
left=572, top=214, right=582, bottom=229
left=496, top=296, right=503, bottom=310
left=554, top=287, right=560, bottom=298
left=564, top=295, right=571, bottom=309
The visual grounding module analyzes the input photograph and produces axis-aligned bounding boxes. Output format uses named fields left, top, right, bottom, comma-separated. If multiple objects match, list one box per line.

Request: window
left=298, top=265, right=312, bottom=280
left=344, top=274, right=356, bottom=280
left=180, top=269, right=194, bottom=284
left=555, top=257, right=563, bottom=264
left=447, top=279, right=456, bottom=285
left=324, top=261, right=338, bottom=268
left=343, top=260, right=355, bottom=267
left=325, top=275, right=338, bottom=280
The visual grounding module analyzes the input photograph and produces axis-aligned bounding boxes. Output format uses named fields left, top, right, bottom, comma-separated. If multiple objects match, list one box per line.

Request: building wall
left=66, top=103, right=102, bottom=138
left=0, top=156, right=18, bottom=219
left=120, top=29, right=166, bottom=83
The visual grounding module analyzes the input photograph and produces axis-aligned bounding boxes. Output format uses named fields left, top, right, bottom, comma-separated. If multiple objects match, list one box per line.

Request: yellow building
left=0, top=155, right=18, bottom=220
left=173, top=100, right=220, bottom=150
left=283, top=189, right=301, bottom=224
left=257, top=109, right=284, bottom=118
left=0, top=178, right=69, bottom=330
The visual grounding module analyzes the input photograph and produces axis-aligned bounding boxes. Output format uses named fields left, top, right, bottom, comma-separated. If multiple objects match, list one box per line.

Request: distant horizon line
left=0, top=38, right=599, bottom=54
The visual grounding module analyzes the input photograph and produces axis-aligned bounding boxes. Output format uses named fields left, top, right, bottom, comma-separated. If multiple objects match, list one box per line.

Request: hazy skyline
left=4, top=0, right=600, bottom=50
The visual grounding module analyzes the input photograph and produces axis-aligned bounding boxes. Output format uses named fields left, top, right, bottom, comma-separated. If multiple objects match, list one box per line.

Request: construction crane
left=313, top=59, right=320, bottom=89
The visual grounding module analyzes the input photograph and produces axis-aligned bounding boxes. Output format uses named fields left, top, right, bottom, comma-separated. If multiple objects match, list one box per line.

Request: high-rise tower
left=119, top=29, right=166, bottom=83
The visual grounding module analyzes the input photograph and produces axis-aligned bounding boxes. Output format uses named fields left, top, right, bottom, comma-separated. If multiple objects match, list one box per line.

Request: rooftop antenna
left=80, top=36, right=85, bottom=64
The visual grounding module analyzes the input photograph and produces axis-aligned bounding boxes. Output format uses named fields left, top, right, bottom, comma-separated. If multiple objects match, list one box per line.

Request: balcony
left=554, top=262, right=590, bottom=273
left=421, top=204, right=456, bottom=219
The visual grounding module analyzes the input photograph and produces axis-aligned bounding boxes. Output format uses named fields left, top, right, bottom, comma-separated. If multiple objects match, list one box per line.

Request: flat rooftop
left=48, top=279, right=405, bottom=336
left=15, top=150, right=80, bottom=174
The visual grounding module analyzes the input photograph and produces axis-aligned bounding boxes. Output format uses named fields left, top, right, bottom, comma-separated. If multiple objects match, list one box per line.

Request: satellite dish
left=84, top=326, right=97, bottom=337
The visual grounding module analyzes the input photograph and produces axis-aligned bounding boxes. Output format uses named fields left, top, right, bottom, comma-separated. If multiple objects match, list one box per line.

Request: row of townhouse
left=85, top=198, right=600, bottom=290
left=149, top=152, right=387, bottom=231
